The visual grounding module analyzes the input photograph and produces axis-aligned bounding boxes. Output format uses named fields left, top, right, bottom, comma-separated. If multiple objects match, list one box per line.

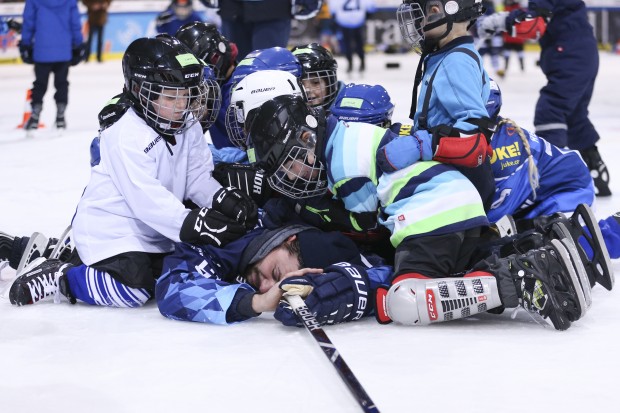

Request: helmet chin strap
left=421, top=18, right=454, bottom=54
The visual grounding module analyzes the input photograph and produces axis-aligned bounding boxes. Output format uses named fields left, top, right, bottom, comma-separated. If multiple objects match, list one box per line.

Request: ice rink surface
left=1, top=50, right=619, bottom=413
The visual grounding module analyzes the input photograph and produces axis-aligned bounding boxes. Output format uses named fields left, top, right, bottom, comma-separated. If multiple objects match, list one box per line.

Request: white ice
left=1, top=51, right=619, bottom=413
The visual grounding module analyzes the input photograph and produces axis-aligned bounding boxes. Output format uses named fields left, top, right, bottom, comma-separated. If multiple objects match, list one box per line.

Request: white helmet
left=225, top=70, right=306, bottom=149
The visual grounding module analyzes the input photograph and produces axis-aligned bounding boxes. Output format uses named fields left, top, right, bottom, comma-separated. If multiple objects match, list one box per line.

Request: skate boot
left=24, top=103, right=42, bottom=131
left=507, top=238, right=588, bottom=330
left=533, top=204, right=614, bottom=291
left=55, top=102, right=67, bottom=129
left=9, top=258, right=75, bottom=306
left=579, top=146, right=611, bottom=197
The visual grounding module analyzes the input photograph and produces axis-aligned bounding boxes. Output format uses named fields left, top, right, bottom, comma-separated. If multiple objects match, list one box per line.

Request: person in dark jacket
left=19, top=0, right=85, bottom=131
left=82, top=0, right=111, bottom=63
left=218, top=0, right=292, bottom=60
left=479, top=0, right=611, bottom=197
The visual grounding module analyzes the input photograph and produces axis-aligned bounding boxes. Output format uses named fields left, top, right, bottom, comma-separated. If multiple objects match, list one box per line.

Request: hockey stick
left=285, top=294, right=380, bottom=413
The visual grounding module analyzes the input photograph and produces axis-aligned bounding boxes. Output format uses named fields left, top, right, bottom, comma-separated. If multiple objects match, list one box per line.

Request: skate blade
left=572, top=204, right=614, bottom=290
left=550, top=238, right=588, bottom=320
left=49, top=226, right=73, bottom=260
left=557, top=234, right=593, bottom=311
left=15, top=232, right=48, bottom=277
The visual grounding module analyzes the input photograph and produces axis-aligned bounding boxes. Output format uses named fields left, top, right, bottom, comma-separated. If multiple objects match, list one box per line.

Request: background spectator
left=82, top=0, right=112, bottom=63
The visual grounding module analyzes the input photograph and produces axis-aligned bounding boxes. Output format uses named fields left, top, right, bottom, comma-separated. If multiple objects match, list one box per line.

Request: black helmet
left=397, top=0, right=485, bottom=54
left=247, top=94, right=328, bottom=199
left=122, top=35, right=212, bottom=136
left=291, top=43, right=339, bottom=111
left=175, top=22, right=237, bottom=83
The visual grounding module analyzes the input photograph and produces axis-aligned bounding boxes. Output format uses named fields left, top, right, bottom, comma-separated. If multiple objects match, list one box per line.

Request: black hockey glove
left=18, top=41, right=33, bottom=64
left=212, top=162, right=272, bottom=207
left=295, top=195, right=378, bottom=232
left=70, top=43, right=87, bottom=66
left=180, top=208, right=247, bottom=247
left=212, top=186, right=258, bottom=229
left=275, top=263, right=372, bottom=327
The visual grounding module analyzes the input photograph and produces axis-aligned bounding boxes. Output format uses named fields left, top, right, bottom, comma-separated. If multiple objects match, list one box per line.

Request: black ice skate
left=509, top=238, right=588, bottom=331
left=580, top=146, right=611, bottom=197
left=534, top=204, right=614, bottom=291
left=24, top=103, right=42, bottom=131
left=55, top=103, right=67, bottom=130
left=9, top=258, right=74, bottom=306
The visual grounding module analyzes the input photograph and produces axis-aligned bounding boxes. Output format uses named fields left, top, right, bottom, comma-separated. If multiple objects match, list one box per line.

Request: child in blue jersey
left=384, top=0, right=497, bottom=210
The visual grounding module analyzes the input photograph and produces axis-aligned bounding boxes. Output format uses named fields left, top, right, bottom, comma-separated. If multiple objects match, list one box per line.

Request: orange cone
left=17, top=89, right=45, bottom=129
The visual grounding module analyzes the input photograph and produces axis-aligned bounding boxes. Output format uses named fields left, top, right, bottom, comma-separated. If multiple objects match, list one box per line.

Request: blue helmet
left=485, top=78, right=502, bottom=120
left=231, top=47, right=302, bottom=85
left=330, top=83, right=395, bottom=128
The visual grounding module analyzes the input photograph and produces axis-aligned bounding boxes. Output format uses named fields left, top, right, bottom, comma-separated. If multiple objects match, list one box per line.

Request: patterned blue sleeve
left=155, top=242, right=255, bottom=325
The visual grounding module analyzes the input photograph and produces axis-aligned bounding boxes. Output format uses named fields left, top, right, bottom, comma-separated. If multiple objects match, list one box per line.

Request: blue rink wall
left=2, top=5, right=620, bottom=62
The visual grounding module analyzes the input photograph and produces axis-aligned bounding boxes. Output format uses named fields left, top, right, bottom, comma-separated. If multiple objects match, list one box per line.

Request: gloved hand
left=275, top=262, right=372, bottom=327
left=18, top=41, right=33, bottom=64
left=212, top=186, right=258, bottom=229
left=476, top=12, right=509, bottom=38
left=376, top=130, right=433, bottom=173
left=212, top=162, right=272, bottom=207
left=294, top=195, right=377, bottom=232
left=180, top=207, right=247, bottom=247
left=291, top=0, right=322, bottom=20
left=70, top=43, right=87, bottom=66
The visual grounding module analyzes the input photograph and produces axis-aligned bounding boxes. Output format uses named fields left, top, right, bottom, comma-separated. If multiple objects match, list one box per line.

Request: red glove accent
left=433, top=133, right=492, bottom=168
left=512, top=17, right=547, bottom=40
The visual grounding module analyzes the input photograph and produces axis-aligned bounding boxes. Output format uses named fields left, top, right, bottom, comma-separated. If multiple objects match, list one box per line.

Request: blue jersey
left=325, top=119, right=488, bottom=247
left=487, top=120, right=594, bottom=222
left=415, top=37, right=490, bottom=133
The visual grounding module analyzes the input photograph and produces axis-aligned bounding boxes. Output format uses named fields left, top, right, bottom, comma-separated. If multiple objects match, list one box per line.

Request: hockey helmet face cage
left=246, top=95, right=328, bottom=199
left=485, top=78, right=502, bottom=121
left=225, top=70, right=306, bottom=149
left=198, top=65, right=222, bottom=131
left=397, top=0, right=485, bottom=54
left=331, top=84, right=395, bottom=128
left=231, top=47, right=303, bottom=86
left=122, top=36, right=209, bottom=136
left=175, top=22, right=236, bottom=84
left=291, top=43, right=339, bottom=111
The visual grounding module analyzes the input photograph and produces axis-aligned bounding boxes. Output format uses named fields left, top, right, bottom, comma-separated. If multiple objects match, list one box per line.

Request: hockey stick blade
left=285, top=294, right=380, bottom=413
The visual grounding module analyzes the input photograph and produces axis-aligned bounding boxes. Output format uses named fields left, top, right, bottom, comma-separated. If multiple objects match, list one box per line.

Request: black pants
left=87, top=24, right=105, bottom=62
left=340, top=26, right=365, bottom=68
left=394, top=228, right=484, bottom=278
left=32, top=62, right=70, bottom=106
left=70, top=250, right=167, bottom=292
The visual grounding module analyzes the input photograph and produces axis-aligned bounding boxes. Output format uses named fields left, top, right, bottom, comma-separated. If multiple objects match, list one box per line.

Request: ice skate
left=55, top=102, right=67, bottom=131
left=9, top=258, right=74, bottom=306
left=24, top=103, right=42, bottom=137
left=535, top=204, right=614, bottom=291
left=508, top=238, right=588, bottom=331
left=579, top=146, right=611, bottom=197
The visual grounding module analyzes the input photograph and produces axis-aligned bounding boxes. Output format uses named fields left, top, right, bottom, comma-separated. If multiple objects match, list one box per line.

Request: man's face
left=245, top=237, right=302, bottom=293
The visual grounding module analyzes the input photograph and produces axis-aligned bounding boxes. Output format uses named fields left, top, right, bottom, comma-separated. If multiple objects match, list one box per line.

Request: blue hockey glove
left=212, top=186, right=258, bottom=229
left=275, top=263, right=372, bottom=327
left=18, top=41, right=33, bottom=64
left=376, top=130, right=433, bottom=173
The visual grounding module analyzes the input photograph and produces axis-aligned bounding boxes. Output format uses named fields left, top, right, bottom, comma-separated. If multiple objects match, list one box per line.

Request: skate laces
left=26, top=266, right=62, bottom=303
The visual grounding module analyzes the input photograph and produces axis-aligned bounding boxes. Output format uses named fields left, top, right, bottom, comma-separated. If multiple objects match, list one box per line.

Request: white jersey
left=72, top=109, right=221, bottom=265
left=329, top=0, right=376, bottom=28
